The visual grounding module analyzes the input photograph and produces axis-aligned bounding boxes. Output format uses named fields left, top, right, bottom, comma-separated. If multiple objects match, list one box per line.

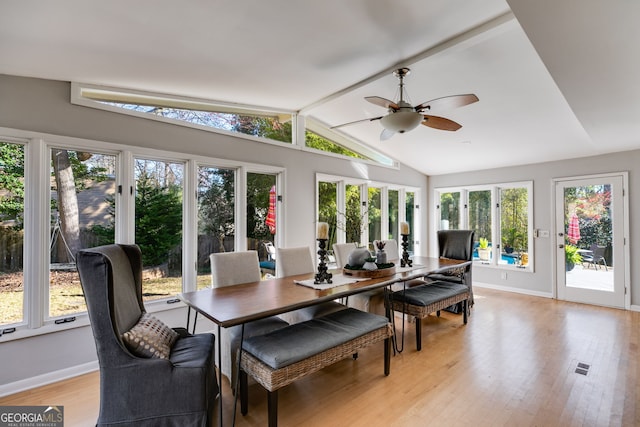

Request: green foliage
left=478, top=237, right=489, bottom=249
left=135, top=172, right=183, bottom=266
left=246, top=172, right=276, bottom=242
left=565, top=244, right=582, bottom=265
left=198, top=168, right=235, bottom=246
left=305, top=131, right=369, bottom=160
left=318, top=181, right=338, bottom=248
left=439, top=192, right=460, bottom=229
left=0, top=143, right=25, bottom=227
left=501, top=188, right=528, bottom=251
left=564, top=185, right=612, bottom=249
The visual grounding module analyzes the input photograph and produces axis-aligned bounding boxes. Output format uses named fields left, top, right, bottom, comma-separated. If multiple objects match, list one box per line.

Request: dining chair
left=426, top=230, right=475, bottom=311
left=348, top=239, right=420, bottom=315
left=77, top=244, right=218, bottom=426
left=210, top=251, right=289, bottom=388
left=373, top=239, right=400, bottom=261
left=275, top=246, right=347, bottom=324
left=332, top=242, right=357, bottom=269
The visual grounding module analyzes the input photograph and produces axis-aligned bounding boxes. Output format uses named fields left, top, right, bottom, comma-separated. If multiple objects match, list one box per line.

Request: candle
left=401, top=221, right=410, bottom=235
left=317, top=222, right=329, bottom=240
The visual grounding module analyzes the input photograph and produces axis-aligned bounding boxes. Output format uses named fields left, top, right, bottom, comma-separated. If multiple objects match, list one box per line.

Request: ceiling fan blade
left=380, top=128, right=396, bottom=141
left=422, top=115, right=462, bottom=131
left=415, top=94, right=478, bottom=112
left=366, top=96, right=399, bottom=111
left=330, top=116, right=383, bottom=129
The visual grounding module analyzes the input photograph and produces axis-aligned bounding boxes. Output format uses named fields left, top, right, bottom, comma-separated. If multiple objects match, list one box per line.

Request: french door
left=554, top=174, right=627, bottom=308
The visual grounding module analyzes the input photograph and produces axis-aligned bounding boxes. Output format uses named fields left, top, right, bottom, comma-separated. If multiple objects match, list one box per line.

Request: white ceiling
left=1, top=0, right=639, bottom=175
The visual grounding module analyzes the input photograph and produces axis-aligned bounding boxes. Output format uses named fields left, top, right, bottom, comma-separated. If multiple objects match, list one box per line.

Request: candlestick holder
left=400, top=234, right=412, bottom=267
left=314, top=238, right=333, bottom=284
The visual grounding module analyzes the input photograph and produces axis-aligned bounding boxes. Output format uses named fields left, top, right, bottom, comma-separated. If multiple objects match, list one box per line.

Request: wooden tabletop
left=178, top=256, right=470, bottom=327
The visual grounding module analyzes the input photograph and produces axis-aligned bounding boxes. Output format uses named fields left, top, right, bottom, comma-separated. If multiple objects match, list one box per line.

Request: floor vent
left=575, top=362, right=590, bottom=375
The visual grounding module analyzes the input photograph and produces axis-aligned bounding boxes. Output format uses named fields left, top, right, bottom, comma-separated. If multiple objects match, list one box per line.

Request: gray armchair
left=77, top=244, right=218, bottom=427
left=426, top=230, right=475, bottom=311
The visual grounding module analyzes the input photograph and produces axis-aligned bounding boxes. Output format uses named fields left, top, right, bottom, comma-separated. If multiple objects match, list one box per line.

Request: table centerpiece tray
left=343, top=263, right=396, bottom=278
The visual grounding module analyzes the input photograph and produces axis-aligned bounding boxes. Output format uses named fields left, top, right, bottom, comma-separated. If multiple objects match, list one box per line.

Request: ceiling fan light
left=380, top=111, right=423, bottom=133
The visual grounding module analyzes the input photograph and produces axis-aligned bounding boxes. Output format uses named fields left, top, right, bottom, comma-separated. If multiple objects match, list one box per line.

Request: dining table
left=178, top=255, right=471, bottom=426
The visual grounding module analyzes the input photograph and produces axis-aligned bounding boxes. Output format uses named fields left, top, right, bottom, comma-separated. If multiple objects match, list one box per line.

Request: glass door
left=555, top=175, right=626, bottom=308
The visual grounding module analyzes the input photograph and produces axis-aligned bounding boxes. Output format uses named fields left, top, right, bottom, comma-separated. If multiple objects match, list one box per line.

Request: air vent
left=575, top=362, right=590, bottom=375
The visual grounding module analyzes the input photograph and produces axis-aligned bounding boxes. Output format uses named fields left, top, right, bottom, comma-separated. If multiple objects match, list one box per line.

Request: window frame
left=71, top=83, right=398, bottom=169
left=434, top=180, right=534, bottom=271
left=0, top=127, right=284, bottom=341
left=316, top=173, right=420, bottom=253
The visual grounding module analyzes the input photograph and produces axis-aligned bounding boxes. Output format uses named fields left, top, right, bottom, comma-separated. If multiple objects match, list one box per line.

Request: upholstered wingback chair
left=77, top=244, right=218, bottom=427
left=426, top=230, right=476, bottom=309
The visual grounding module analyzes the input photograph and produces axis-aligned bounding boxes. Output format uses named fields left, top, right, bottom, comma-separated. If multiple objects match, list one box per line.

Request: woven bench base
left=240, top=323, right=393, bottom=392
left=388, top=283, right=470, bottom=351
left=389, top=292, right=469, bottom=319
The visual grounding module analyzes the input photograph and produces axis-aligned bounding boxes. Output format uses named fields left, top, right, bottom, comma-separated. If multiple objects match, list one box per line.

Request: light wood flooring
left=2, top=288, right=638, bottom=426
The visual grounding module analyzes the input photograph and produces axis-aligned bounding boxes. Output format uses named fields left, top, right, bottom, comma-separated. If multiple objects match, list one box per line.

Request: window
left=318, top=181, right=338, bottom=250
left=368, top=187, right=382, bottom=244
left=197, top=166, right=235, bottom=290
left=439, top=191, right=460, bottom=230
left=246, top=172, right=277, bottom=266
left=0, top=130, right=286, bottom=337
left=317, top=175, right=419, bottom=254
left=72, top=84, right=397, bottom=167
left=499, top=186, right=529, bottom=266
left=388, top=189, right=399, bottom=242
left=469, top=189, right=492, bottom=261
left=134, top=158, right=184, bottom=302
left=435, top=182, right=533, bottom=270
left=49, top=148, right=117, bottom=319
left=405, top=191, right=416, bottom=254
left=0, top=141, right=25, bottom=326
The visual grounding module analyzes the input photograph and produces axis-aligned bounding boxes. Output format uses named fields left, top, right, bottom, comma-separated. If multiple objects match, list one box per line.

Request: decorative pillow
left=122, top=313, right=179, bottom=359
left=440, top=258, right=466, bottom=278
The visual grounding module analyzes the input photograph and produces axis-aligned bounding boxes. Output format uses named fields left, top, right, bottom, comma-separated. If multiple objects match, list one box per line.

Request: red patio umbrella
left=567, top=213, right=580, bottom=244
left=266, top=185, right=276, bottom=234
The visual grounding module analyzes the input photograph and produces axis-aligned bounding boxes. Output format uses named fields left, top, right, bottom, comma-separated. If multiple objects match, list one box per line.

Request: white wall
left=0, top=75, right=428, bottom=392
left=429, top=151, right=640, bottom=303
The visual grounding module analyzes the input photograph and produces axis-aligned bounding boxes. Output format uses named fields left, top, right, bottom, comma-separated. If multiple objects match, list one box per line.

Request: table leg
left=232, top=323, right=246, bottom=426
left=217, top=324, right=223, bottom=427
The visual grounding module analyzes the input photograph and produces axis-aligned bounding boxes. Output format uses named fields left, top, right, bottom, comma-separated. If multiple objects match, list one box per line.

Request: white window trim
left=316, top=173, right=420, bottom=251
left=0, top=126, right=284, bottom=341
left=434, top=180, right=534, bottom=272
left=71, top=83, right=399, bottom=169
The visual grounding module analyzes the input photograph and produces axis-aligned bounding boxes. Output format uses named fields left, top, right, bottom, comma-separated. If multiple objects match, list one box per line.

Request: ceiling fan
left=331, top=67, right=479, bottom=141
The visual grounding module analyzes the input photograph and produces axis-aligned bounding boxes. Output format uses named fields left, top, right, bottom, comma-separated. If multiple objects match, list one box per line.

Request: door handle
left=558, top=244, right=564, bottom=249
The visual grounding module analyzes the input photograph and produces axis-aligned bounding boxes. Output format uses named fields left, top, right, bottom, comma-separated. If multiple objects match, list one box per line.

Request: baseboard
left=0, top=360, right=99, bottom=398
left=629, top=305, right=640, bottom=312
left=474, top=282, right=553, bottom=299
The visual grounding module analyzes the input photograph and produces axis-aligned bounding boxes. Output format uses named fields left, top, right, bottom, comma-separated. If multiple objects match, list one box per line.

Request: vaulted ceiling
left=1, top=0, right=639, bottom=175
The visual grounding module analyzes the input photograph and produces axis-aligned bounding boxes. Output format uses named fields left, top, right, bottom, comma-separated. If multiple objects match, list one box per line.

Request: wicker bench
left=388, top=280, right=470, bottom=351
left=239, top=307, right=393, bottom=427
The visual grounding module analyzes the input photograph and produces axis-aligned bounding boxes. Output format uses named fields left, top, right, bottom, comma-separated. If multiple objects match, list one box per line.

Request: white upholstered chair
left=332, top=242, right=358, bottom=269
left=210, top=251, right=289, bottom=387
left=373, top=239, right=399, bottom=261
left=275, top=246, right=346, bottom=324
left=349, top=239, right=423, bottom=315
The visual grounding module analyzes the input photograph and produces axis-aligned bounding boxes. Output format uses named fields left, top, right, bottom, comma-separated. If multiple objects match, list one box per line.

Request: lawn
left=0, top=271, right=211, bottom=325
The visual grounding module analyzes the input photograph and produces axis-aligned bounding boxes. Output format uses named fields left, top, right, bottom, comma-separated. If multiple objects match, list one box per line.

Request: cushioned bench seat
left=239, top=307, right=393, bottom=427
left=388, top=281, right=470, bottom=350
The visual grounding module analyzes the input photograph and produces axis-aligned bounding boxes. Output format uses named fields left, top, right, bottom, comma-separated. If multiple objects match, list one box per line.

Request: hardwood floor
left=2, top=288, right=638, bottom=426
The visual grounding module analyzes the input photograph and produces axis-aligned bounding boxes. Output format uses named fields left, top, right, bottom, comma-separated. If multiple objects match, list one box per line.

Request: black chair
left=583, top=244, right=608, bottom=270
left=77, top=244, right=218, bottom=427
left=426, top=230, right=475, bottom=312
